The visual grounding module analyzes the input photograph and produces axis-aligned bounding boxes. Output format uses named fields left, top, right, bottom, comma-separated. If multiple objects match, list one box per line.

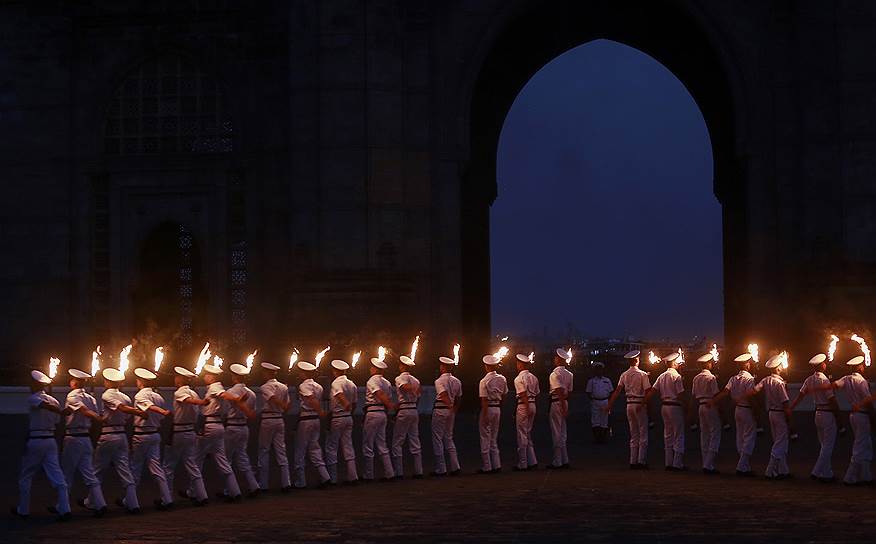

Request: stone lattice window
left=105, top=55, right=233, bottom=155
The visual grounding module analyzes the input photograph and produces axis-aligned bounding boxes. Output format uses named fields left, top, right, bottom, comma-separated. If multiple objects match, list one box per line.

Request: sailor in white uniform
left=12, top=370, right=71, bottom=521
left=605, top=350, right=651, bottom=469
left=585, top=362, right=612, bottom=444
left=692, top=353, right=721, bottom=474
left=194, top=364, right=242, bottom=501
left=548, top=348, right=574, bottom=469
left=789, top=353, right=838, bottom=482
left=392, top=355, right=423, bottom=479
left=292, top=361, right=332, bottom=488
left=745, top=354, right=791, bottom=479
left=478, top=355, right=508, bottom=473
left=825, top=355, right=873, bottom=485
left=325, top=359, right=359, bottom=484
left=709, top=353, right=757, bottom=476
left=164, top=366, right=208, bottom=506
left=62, top=368, right=107, bottom=516
left=131, top=368, right=173, bottom=509
left=256, top=362, right=291, bottom=492
left=224, top=364, right=259, bottom=496
left=92, top=368, right=140, bottom=513
left=431, top=354, right=463, bottom=476
left=362, top=357, right=395, bottom=481
left=649, top=352, right=687, bottom=470
left=513, top=353, right=540, bottom=471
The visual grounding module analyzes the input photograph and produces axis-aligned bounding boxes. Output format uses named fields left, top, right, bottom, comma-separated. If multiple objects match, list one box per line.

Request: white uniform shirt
left=395, top=371, right=421, bottom=406
left=202, top=381, right=226, bottom=418
left=514, top=369, right=540, bottom=401
left=692, top=369, right=719, bottom=402
left=330, top=375, right=358, bottom=415
left=260, top=378, right=289, bottom=415
left=101, top=388, right=132, bottom=430
left=134, top=387, right=165, bottom=432
left=65, top=388, right=98, bottom=433
left=617, top=366, right=651, bottom=403
left=799, top=371, right=834, bottom=408
left=299, top=378, right=324, bottom=415
left=173, top=385, right=200, bottom=426
left=585, top=376, right=613, bottom=400
left=724, top=370, right=756, bottom=405
left=479, top=371, right=508, bottom=404
left=28, top=390, right=60, bottom=437
left=653, top=367, right=684, bottom=402
left=226, top=383, right=255, bottom=421
left=549, top=366, right=574, bottom=399
left=365, top=374, right=392, bottom=408
left=835, top=372, right=871, bottom=408
left=753, top=374, right=789, bottom=410
left=435, top=372, right=462, bottom=407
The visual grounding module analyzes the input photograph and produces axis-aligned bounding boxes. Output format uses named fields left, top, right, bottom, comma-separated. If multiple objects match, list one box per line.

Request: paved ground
left=1, top=405, right=874, bottom=543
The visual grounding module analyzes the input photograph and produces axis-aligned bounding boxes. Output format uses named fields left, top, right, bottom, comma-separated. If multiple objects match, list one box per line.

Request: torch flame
left=288, top=348, right=299, bottom=370
left=747, top=343, right=759, bottom=363
left=91, top=346, right=102, bottom=377
left=118, top=344, right=132, bottom=375
left=778, top=350, right=789, bottom=370
left=453, top=343, right=461, bottom=365
left=49, top=357, right=60, bottom=379
left=245, top=349, right=258, bottom=371
left=500, top=336, right=509, bottom=342
left=493, top=346, right=509, bottom=361
left=352, top=351, right=361, bottom=368
left=828, top=334, right=839, bottom=362
left=648, top=351, right=661, bottom=365
left=528, top=351, right=535, bottom=363
left=409, top=335, right=420, bottom=362
left=677, top=348, right=685, bottom=364
left=212, top=355, right=224, bottom=369
left=194, top=342, right=211, bottom=375
left=851, top=333, right=871, bottom=367
left=567, top=348, right=573, bottom=363
left=710, top=343, right=719, bottom=363
left=154, top=347, right=165, bottom=372
left=315, top=346, right=331, bottom=368
left=377, top=346, right=387, bottom=363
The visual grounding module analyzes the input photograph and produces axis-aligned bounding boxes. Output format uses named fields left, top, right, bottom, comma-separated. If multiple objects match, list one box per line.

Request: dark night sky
left=491, top=40, right=722, bottom=342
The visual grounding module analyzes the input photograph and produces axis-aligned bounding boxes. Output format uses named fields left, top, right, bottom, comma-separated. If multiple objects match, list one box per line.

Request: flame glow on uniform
left=352, top=351, right=361, bottom=368
left=493, top=346, right=509, bottom=361
left=851, top=334, right=871, bottom=367
left=91, top=346, right=102, bottom=377
left=194, top=342, right=212, bottom=375
left=315, top=346, right=331, bottom=368
left=710, top=344, right=719, bottom=363
left=245, top=349, right=258, bottom=371
left=49, top=357, right=60, bottom=379
left=118, top=344, right=132, bottom=375
left=453, top=343, right=461, bottom=365
left=288, top=348, right=299, bottom=370
left=154, top=347, right=165, bottom=372
left=827, top=334, right=840, bottom=362
left=409, top=336, right=420, bottom=363
left=777, top=351, right=789, bottom=370
left=747, top=343, right=759, bottom=364
left=648, top=351, right=660, bottom=365
left=212, top=355, right=224, bottom=369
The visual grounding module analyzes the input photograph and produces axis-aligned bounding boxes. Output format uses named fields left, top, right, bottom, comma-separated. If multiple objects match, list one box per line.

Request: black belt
left=299, top=415, right=319, bottom=421
left=100, top=430, right=128, bottom=436
left=517, top=399, right=535, bottom=405
left=261, top=415, right=283, bottom=420
left=65, top=433, right=90, bottom=438
left=433, top=405, right=449, bottom=410
left=487, top=403, right=501, bottom=407
left=736, top=404, right=752, bottom=409
left=29, top=435, right=55, bottom=440
left=204, top=417, right=223, bottom=423
left=331, top=414, right=352, bottom=419
left=365, top=408, right=385, bottom=413
left=662, top=401, right=681, bottom=407
left=815, top=409, right=835, bottom=413
left=852, top=410, right=869, bottom=414
left=226, top=423, right=248, bottom=427
left=550, top=398, right=563, bottom=403
left=398, top=406, right=418, bottom=411
left=174, top=429, right=196, bottom=434
left=590, top=396, right=608, bottom=401
left=627, top=401, right=643, bottom=405
left=134, top=430, right=158, bottom=435
left=768, top=409, right=785, bottom=412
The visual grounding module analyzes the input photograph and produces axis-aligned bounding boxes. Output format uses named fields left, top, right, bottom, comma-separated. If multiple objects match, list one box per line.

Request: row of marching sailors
left=605, top=349, right=876, bottom=485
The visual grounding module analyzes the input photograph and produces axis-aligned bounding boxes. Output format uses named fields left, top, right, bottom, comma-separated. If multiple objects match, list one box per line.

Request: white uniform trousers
left=479, top=407, right=502, bottom=471
left=257, top=417, right=290, bottom=490
left=92, top=433, right=139, bottom=510
left=765, top=410, right=790, bottom=477
left=195, top=423, right=241, bottom=497
left=163, top=430, right=207, bottom=501
left=17, top=438, right=70, bottom=516
left=391, top=409, right=423, bottom=477
left=293, top=418, right=330, bottom=487
left=811, top=410, right=836, bottom=479
left=61, top=436, right=106, bottom=510
left=626, top=403, right=649, bottom=465
left=325, top=415, right=357, bottom=483
left=550, top=401, right=569, bottom=467
left=131, top=433, right=172, bottom=505
left=362, top=411, right=393, bottom=479
left=431, top=408, right=460, bottom=474
left=697, top=404, right=721, bottom=470
left=590, top=398, right=609, bottom=428
left=734, top=405, right=756, bottom=472
left=844, top=412, right=873, bottom=484
left=661, top=405, right=685, bottom=468
left=224, top=425, right=259, bottom=493
left=515, top=403, right=537, bottom=469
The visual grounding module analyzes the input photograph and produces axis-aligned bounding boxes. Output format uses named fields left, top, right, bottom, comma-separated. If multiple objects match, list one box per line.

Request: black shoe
left=638, top=463, right=649, bottom=470
left=9, top=506, right=28, bottom=520
left=430, top=471, right=447, bottom=477
left=194, top=498, right=208, bottom=507
left=736, top=470, right=754, bottom=477
left=360, top=478, right=374, bottom=484
left=809, top=474, right=818, bottom=481
left=512, top=466, right=528, bottom=472
left=226, top=495, right=241, bottom=503
left=57, top=511, right=71, bottom=522
left=561, top=464, right=571, bottom=470
left=154, top=499, right=173, bottom=511
left=75, top=497, right=87, bottom=509
left=281, top=485, right=293, bottom=493
left=344, top=479, right=359, bottom=486
left=449, top=469, right=461, bottom=476
left=46, top=506, right=59, bottom=515
left=317, top=479, right=334, bottom=489
left=115, top=497, right=126, bottom=508
left=490, top=467, right=502, bottom=474
left=127, top=507, right=141, bottom=515
left=93, top=506, right=107, bottom=518
left=214, top=492, right=227, bottom=500
left=665, top=466, right=675, bottom=471
left=379, top=477, right=393, bottom=482
left=476, top=469, right=491, bottom=475
left=247, top=489, right=260, bottom=499
left=818, top=476, right=836, bottom=484
left=392, top=475, right=403, bottom=480
left=528, top=464, right=539, bottom=471
left=413, top=474, right=424, bottom=480
left=546, top=464, right=559, bottom=470
left=702, top=468, right=720, bottom=475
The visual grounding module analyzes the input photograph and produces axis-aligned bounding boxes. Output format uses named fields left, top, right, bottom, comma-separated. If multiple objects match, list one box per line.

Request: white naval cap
left=516, top=353, right=533, bottom=363
left=230, top=363, right=250, bottom=376
left=847, top=355, right=865, bottom=367
left=734, top=353, right=752, bottom=362
left=260, top=362, right=280, bottom=371
left=624, top=350, right=641, bottom=359
left=331, top=359, right=349, bottom=371
left=68, top=368, right=91, bottom=379
left=399, top=355, right=415, bottom=367
left=765, top=355, right=783, bottom=369
left=202, top=364, right=222, bottom=375
left=31, top=370, right=51, bottom=384
left=134, top=367, right=157, bottom=380
left=370, top=358, right=388, bottom=369
left=438, top=356, right=455, bottom=366
left=482, top=355, right=500, bottom=366
left=102, top=368, right=125, bottom=382
left=663, top=352, right=680, bottom=363
left=808, top=353, right=827, bottom=365
left=297, top=361, right=316, bottom=372
left=591, top=361, right=605, bottom=368
left=556, top=348, right=572, bottom=362
left=697, top=353, right=714, bottom=363
left=174, top=366, right=196, bottom=378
